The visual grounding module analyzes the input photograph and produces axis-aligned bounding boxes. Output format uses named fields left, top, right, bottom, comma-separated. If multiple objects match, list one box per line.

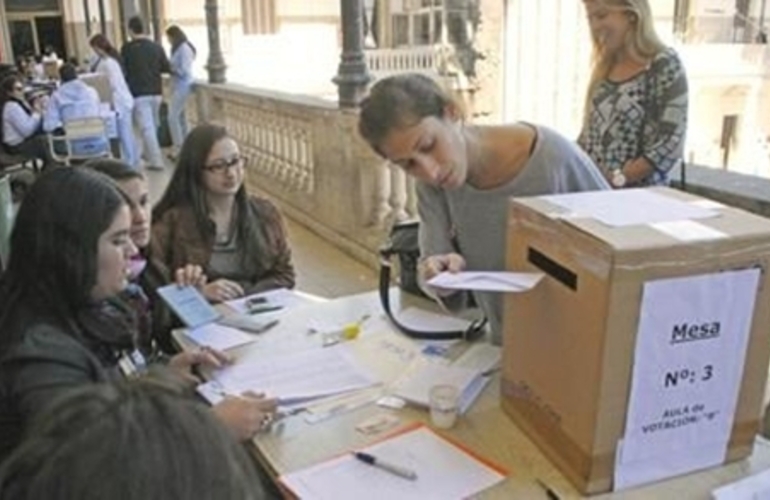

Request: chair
left=0, top=174, right=14, bottom=270
left=0, top=149, right=39, bottom=175
left=48, top=117, right=112, bottom=166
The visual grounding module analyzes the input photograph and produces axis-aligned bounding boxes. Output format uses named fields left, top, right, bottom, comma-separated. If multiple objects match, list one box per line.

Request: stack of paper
left=212, top=345, right=378, bottom=404
left=280, top=425, right=506, bottom=500
left=391, top=361, right=490, bottom=414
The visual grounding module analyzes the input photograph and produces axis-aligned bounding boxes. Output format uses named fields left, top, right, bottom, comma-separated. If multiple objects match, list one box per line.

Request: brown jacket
left=150, top=196, right=295, bottom=296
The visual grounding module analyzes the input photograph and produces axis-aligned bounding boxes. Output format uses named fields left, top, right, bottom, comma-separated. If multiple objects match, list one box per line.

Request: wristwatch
left=611, top=169, right=627, bottom=188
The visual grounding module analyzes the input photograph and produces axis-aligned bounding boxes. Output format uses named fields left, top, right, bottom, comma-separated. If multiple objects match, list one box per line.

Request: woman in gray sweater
left=358, top=74, right=609, bottom=344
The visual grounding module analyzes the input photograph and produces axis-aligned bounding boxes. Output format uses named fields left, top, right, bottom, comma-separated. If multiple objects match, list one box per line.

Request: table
left=175, top=289, right=770, bottom=499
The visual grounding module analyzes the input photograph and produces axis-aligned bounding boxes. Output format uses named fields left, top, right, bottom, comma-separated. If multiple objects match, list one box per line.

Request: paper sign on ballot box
left=614, top=269, right=761, bottom=489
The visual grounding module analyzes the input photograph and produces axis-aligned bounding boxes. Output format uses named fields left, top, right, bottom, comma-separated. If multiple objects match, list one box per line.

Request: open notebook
left=280, top=424, right=507, bottom=500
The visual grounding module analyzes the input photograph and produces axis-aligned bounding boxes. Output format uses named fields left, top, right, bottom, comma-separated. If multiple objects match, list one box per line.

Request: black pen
left=247, top=304, right=284, bottom=315
left=353, top=452, right=418, bottom=481
left=536, top=479, right=560, bottom=500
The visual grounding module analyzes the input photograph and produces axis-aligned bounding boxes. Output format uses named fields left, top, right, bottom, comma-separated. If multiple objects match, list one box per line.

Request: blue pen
left=353, top=452, right=417, bottom=481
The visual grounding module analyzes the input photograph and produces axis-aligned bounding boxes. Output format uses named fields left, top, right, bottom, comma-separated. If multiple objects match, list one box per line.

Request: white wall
left=502, top=0, right=592, bottom=138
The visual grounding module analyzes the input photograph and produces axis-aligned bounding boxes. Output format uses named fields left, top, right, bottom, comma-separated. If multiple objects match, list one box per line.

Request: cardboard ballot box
left=501, top=188, right=770, bottom=494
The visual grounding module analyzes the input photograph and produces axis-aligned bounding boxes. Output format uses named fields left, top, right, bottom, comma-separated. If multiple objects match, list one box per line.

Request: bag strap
left=379, top=248, right=487, bottom=341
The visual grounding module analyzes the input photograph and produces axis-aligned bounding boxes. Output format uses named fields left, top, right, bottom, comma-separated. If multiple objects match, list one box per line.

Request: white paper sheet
left=280, top=426, right=505, bottom=500
left=212, top=345, right=378, bottom=403
left=712, top=466, right=770, bottom=499
left=427, top=271, right=543, bottom=292
left=391, top=361, right=484, bottom=414
left=183, top=322, right=257, bottom=351
left=614, top=269, right=761, bottom=490
left=225, top=288, right=320, bottom=315
left=541, top=189, right=719, bottom=227
left=650, top=220, right=727, bottom=242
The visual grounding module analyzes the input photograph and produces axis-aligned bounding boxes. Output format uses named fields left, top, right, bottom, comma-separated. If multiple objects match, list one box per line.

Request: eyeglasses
left=203, top=155, right=244, bottom=173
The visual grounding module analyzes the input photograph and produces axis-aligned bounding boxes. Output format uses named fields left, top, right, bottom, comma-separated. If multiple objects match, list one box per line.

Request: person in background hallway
left=165, top=25, right=196, bottom=161
left=43, top=63, right=108, bottom=158
left=121, top=16, right=170, bottom=170
left=358, top=73, right=609, bottom=344
left=152, top=124, right=296, bottom=303
left=90, top=33, right=138, bottom=169
left=578, top=0, right=688, bottom=188
left=0, top=168, right=278, bottom=462
left=0, top=379, right=267, bottom=499
left=0, top=74, right=56, bottom=169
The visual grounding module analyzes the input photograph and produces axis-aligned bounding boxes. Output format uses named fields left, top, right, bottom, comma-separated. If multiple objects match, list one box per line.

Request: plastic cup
left=429, top=384, right=460, bottom=429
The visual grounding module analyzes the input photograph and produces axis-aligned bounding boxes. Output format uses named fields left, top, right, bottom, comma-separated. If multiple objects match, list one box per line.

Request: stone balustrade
left=364, top=46, right=440, bottom=79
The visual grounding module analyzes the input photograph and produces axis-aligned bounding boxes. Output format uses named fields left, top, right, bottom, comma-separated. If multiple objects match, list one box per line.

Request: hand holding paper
left=427, top=271, right=543, bottom=293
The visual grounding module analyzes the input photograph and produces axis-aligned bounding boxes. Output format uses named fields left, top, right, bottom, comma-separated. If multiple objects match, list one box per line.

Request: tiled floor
left=145, top=166, right=378, bottom=300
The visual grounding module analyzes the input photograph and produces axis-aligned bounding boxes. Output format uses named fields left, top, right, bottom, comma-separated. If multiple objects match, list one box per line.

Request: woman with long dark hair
left=165, top=25, right=196, bottom=159
left=152, top=124, right=295, bottom=303
left=0, top=168, right=277, bottom=462
left=89, top=33, right=138, bottom=168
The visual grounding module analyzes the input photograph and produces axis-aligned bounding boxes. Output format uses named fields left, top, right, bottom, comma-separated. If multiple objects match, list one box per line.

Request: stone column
left=333, top=0, right=372, bottom=108
left=150, top=0, right=161, bottom=42
left=0, top=1, right=9, bottom=62
left=204, top=0, right=227, bottom=83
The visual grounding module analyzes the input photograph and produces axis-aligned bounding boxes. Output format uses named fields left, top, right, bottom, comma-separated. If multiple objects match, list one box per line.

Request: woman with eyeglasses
left=0, top=74, right=56, bottom=169
left=152, top=124, right=295, bottom=303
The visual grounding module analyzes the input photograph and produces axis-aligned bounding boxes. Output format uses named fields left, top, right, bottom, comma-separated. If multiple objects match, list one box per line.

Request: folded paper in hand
left=427, top=271, right=543, bottom=293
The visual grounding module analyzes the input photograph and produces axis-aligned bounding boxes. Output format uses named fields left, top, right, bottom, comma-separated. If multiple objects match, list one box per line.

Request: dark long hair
left=0, top=378, right=266, bottom=500
left=89, top=34, right=122, bottom=63
left=166, top=25, right=196, bottom=56
left=153, top=124, right=260, bottom=267
left=0, top=168, right=130, bottom=352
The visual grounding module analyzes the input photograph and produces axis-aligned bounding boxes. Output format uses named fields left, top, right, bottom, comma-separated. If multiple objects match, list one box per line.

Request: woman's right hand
left=174, top=264, right=207, bottom=288
left=202, top=279, right=244, bottom=303
left=212, top=392, right=278, bottom=440
left=418, top=252, right=466, bottom=297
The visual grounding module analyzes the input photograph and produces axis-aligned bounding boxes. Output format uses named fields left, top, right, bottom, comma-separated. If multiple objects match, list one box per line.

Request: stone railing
left=365, top=46, right=440, bottom=79
left=186, top=82, right=413, bottom=268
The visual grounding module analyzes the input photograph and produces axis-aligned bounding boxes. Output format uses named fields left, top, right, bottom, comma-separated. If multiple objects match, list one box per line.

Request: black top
left=0, top=324, right=119, bottom=462
left=120, top=38, right=170, bottom=97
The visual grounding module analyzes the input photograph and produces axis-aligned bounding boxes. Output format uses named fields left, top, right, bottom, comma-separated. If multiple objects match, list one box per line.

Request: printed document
left=614, top=269, right=761, bottom=489
left=212, top=344, right=378, bottom=403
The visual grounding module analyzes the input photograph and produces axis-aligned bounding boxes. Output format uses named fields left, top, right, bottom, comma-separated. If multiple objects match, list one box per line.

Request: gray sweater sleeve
left=415, top=181, right=469, bottom=310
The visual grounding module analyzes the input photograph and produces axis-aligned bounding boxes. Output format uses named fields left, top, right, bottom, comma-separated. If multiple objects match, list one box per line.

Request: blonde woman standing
left=578, top=0, right=688, bottom=188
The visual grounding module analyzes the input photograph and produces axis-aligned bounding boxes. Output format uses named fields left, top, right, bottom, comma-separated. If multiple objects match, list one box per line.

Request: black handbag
left=379, top=220, right=487, bottom=341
